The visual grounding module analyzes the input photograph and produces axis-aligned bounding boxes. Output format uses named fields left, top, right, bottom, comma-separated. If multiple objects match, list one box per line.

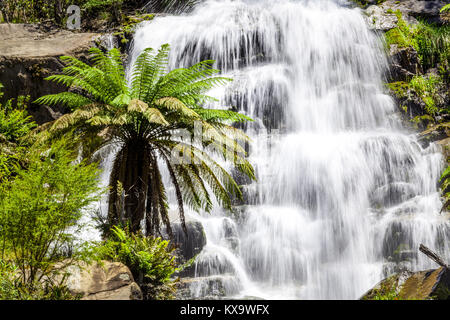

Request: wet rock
left=175, top=275, right=241, bottom=299
left=361, top=267, right=450, bottom=300
left=436, top=137, right=450, bottom=162
left=381, top=222, right=414, bottom=260
left=192, top=248, right=237, bottom=278
left=168, top=212, right=207, bottom=264
left=221, top=218, right=240, bottom=253
left=387, top=45, right=422, bottom=82
left=418, top=122, right=450, bottom=148
left=370, top=182, right=417, bottom=208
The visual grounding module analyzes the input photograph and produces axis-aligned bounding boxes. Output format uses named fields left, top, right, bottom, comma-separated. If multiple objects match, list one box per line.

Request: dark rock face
left=387, top=45, right=422, bottom=82
left=0, top=24, right=101, bottom=124
left=361, top=267, right=450, bottom=300
left=172, top=219, right=207, bottom=264
left=167, top=213, right=207, bottom=277
left=370, top=182, right=417, bottom=208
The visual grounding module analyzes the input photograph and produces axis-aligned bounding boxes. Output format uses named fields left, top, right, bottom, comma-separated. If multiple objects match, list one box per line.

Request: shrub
left=0, top=85, right=36, bottom=183
left=384, top=11, right=450, bottom=72
left=94, top=226, right=178, bottom=300
left=439, top=166, right=450, bottom=211
left=409, top=74, right=442, bottom=115
left=415, top=22, right=450, bottom=71
left=0, top=260, right=79, bottom=300
left=0, top=138, right=102, bottom=290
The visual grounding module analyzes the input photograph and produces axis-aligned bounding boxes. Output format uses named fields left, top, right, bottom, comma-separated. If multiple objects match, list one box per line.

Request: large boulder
left=361, top=267, right=450, bottom=300
left=0, top=23, right=101, bottom=124
left=63, top=261, right=143, bottom=300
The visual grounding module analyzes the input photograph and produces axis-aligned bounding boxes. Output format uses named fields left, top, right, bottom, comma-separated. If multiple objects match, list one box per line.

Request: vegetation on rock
left=382, top=9, right=450, bottom=210
left=93, top=225, right=178, bottom=300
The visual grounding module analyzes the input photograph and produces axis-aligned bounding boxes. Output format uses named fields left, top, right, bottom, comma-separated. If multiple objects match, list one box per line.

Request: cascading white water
left=129, top=0, right=450, bottom=299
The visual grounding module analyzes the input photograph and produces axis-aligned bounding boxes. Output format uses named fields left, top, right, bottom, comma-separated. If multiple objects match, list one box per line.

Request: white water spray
left=128, top=0, right=450, bottom=299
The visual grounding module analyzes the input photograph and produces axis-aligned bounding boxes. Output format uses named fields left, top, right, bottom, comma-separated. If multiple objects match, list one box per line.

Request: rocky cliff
left=0, top=23, right=102, bottom=123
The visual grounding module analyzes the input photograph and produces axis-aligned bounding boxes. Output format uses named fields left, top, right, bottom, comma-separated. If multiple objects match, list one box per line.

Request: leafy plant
left=0, top=95, right=36, bottom=144
left=409, top=74, right=442, bottom=115
left=82, top=0, right=123, bottom=23
left=0, top=84, right=36, bottom=183
left=94, top=225, right=178, bottom=300
left=384, top=11, right=449, bottom=72
left=34, top=45, right=255, bottom=237
left=0, top=138, right=102, bottom=289
left=385, top=10, right=416, bottom=49
left=415, top=22, right=450, bottom=71
left=439, top=165, right=450, bottom=211
left=0, top=260, right=79, bottom=300
left=441, top=4, right=450, bottom=13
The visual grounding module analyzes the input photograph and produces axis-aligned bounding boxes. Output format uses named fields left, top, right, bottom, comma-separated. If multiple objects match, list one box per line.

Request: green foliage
left=0, top=95, right=36, bottom=143
left=409, top=74, right=442, bottom=115
left=441, top=4, right=450, bottom=13
left=34, top=45, right=255, bottom=236
left=352, top=0, right=386, bottom=8
left=0, top=0, right=129, bottom=25
left=439, top=165, right=450, bottom=211
left=415, top=22, right=450, bottom=71
left=386, top=75, right=445, bottom=118
left=0, top=84, right=36, bottom=183
left=82, top=0, right=123, bottom=12
left=372, top=288, right=401, bottom=300
left=385, top=81, right=409, bottom=98
left=0, top=0, right=75, bottom=24
left=0, top=138, right=102, bottom=288
left=0, top=260, right=21, bottom=299
left=362, top=276, right=403, bottom=300
left=114, top=14, right=155, bottom=44
left=385, top=11, right=416, bottom=49
left=94, top=226, right=178, bottom=300
left=384, top=11, right=450, bottom=72
left=0, top=260, right=79, bottom=300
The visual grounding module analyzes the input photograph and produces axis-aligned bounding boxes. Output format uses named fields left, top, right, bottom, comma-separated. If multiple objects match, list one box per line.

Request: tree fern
left=34, top=44, right=255, bottom=237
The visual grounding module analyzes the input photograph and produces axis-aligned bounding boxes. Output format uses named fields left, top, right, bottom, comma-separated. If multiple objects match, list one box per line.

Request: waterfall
left=128, top=0, right=450, bottom=299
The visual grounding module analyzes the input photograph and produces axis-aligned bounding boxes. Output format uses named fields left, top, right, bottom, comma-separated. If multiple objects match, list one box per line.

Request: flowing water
left=127, top=0, right=450, bottom=299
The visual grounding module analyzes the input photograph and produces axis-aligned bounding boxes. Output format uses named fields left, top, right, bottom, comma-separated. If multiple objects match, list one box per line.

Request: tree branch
left=419, top=244, right=448, bottom=269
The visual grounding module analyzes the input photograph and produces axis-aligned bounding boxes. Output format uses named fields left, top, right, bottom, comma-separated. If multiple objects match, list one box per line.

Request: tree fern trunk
left=109, top=139, right=151, bottom=234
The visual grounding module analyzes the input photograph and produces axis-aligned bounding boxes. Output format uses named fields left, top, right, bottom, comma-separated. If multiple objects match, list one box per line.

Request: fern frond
left=194, top=108, right=253, bottom=123
left=142, top=108, right=169, bottom=126
left=128, top=99, right=149, bottom=113
left=154, top=97, right=200, bottom=119
left=34, top=92, right=93, bottom=110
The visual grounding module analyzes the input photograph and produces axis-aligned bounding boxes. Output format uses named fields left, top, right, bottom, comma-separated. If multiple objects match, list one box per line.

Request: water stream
left=126, top=0, right=450, bottom=299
